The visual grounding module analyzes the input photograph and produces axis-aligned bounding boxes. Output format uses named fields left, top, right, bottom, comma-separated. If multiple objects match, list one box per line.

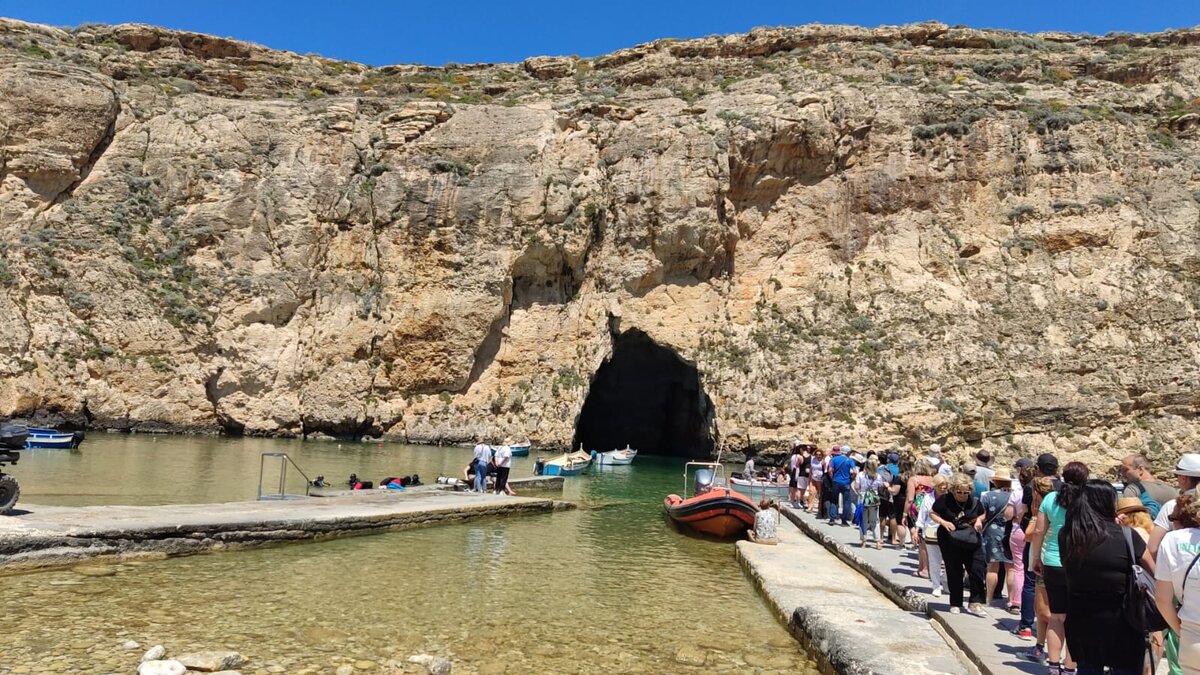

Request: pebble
left=335, top=666, right=355, bottom=675
left=142, top=645, right=166, bottom=662
left=124, top=640, right=142, bottom=650
left=353, top=660, right=376, bottom=670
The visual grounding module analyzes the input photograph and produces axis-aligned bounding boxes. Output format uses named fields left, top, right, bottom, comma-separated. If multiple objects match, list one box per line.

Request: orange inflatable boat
left=664, top=463, right=759, bottom=537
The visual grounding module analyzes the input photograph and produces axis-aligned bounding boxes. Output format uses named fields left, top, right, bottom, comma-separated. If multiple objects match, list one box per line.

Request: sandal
left=1007, top=605, right=1021, bottom=615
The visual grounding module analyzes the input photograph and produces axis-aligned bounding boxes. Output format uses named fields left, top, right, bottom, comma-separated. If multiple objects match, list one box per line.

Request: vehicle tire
left=0, top=474, right=18, bottom=515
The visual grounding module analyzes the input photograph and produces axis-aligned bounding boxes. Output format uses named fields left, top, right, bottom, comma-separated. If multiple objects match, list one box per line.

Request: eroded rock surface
left=0, top=19, right=1198, bottom=471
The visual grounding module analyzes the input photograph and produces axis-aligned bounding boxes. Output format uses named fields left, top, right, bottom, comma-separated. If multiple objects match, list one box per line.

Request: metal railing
left=257, top=452, right=312, bottom=500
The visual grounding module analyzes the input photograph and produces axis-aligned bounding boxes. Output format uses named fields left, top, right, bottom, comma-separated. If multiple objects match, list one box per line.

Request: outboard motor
left=534, top=457, right=546, bottom=476
left=71, top=430, right=86, bottom=448
left=694, top=468, right=715, bottom=496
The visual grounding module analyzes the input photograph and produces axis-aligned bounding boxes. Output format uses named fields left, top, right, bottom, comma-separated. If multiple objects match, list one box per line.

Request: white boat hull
left=729, top=477, right=790, bottom=500
left=598, top=449, right=637, bottom=465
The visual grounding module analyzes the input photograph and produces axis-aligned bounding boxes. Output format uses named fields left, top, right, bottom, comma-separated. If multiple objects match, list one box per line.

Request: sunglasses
left=952, top=490, right=971, bottom=495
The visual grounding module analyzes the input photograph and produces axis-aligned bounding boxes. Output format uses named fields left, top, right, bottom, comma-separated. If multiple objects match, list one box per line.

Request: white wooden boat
left=598, top=446, right=637, bottom=465
left=543, top=450, right=593, bottom=476
left=729, top=476, right=790, bottom=500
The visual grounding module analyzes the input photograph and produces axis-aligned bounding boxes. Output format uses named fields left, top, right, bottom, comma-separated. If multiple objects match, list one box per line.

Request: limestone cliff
left=1, top=18, right=1198, bottom=471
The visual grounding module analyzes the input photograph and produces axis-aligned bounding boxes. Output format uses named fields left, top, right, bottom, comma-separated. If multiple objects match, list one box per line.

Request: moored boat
left=729, top=475, right=789, bottom=500
left=510, top=441, right=531, bottom=457
left=664, top=463, right=758, bottom=537
left=0, top=422, right=28, bottom=450
left=542, top=450, right=592, bottom=476
left=25, top=428, right=85, bottom=449
left=598, top=446, right=637, bottom=466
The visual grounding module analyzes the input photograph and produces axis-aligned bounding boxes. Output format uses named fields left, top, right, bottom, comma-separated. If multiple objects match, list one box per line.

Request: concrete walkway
left=0, top=486, right=569, bottom=573
left=737, top=515, right=971, bottom=674
left=782, top=506, right=1040, bottom=675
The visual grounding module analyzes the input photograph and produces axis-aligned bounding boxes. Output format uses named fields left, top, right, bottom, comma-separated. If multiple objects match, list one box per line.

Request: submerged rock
left=137, top=660, right=186, bottom=675
left=140, top=646, right=166, bottom=662
left=175, top=650, right=244, bottom=672
left=407, top=654, right=453, bottom=675
left=674, top=645, right=708, bottom=666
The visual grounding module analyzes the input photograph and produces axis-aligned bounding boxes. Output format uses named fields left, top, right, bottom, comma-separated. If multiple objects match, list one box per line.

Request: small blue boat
left=26, top=428, right=85, bottom=449
left=510, top=442, right=531, bottom=457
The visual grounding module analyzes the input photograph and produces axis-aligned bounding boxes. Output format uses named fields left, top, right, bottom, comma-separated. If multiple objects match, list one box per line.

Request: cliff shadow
left=573, top=329, right=715, bottom=458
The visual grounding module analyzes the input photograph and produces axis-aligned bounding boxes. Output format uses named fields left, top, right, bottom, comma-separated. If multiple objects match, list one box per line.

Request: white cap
left=929, top=444, right=942, bottom=454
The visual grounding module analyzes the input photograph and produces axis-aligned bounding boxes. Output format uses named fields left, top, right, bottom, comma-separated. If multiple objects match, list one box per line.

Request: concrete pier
left=737, top=514, right=971, bottom=675
left=782, top=506, right=1039, bottom=675
left=0, top=485, right=570, bottom=574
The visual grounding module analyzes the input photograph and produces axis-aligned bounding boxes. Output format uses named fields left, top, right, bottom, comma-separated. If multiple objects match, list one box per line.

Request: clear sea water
left=0, top=436, right=817, bottom=673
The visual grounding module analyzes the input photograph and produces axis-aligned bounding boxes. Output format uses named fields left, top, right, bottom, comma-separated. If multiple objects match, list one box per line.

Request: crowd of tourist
left=760, top=442, right=1200, bottom=675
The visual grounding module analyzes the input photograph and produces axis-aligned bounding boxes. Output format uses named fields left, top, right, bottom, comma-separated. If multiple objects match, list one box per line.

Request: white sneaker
left=931, top=587, right=943, bottom=598
left=966, top=603, right=988, bottom=618
left=949, top=606, right=961, bottom=614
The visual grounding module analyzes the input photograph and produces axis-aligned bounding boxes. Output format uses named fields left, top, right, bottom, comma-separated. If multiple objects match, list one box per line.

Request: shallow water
left=1, top=437, right=817, bottom=673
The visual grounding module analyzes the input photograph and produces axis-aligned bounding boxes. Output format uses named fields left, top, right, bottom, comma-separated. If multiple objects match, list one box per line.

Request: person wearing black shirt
left=1061, top=479, right=1150, bottom=675
left=931, top=473, right=988, bottom=616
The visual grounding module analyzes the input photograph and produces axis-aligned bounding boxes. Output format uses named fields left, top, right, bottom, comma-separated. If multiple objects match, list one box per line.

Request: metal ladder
left=257, top=452, right=312, bottom=500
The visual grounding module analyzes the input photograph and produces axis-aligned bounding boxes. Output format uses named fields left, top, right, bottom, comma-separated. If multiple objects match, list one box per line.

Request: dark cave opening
left=573, top=329, right=715, bottom=458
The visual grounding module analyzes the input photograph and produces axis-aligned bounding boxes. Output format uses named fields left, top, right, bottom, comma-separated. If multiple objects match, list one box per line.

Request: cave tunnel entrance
left=573, top=329, right=716, bottom=458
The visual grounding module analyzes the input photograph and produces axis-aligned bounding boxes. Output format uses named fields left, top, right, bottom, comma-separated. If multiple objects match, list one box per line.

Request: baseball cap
left=1014, top=457, right=1034, bottom=469
left=1036, top=453, right=1059, bottom=473
left=1174, top=453, right=1200, bottom=477
left=929, top=444, right=942, bottom=454
left=961, top=461, right=977, bottom=474
left=887, top=452, right=900, bottom=464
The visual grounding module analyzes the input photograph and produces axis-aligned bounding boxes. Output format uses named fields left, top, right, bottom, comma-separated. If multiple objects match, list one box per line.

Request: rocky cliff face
left=1, top=19, right=1198, bottom=470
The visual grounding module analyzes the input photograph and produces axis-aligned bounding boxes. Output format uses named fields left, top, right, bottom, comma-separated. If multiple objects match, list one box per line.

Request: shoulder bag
left=1122, top=527, right=1169, bottom=633
left=944, top=499, right=982, bottom=548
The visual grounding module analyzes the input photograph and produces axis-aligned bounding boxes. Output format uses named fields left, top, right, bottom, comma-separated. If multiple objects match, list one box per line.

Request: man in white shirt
left=1148, top=453, right=1200, bottom=557
left=744, top=455, right=756, bottom=478
left=472, top=443, right=491, bottom=493
left=493, top=444, right=514, bottom=495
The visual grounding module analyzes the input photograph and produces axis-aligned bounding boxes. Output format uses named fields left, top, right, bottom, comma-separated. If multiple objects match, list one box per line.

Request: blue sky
left=4, top=1, right=1199, bottom=66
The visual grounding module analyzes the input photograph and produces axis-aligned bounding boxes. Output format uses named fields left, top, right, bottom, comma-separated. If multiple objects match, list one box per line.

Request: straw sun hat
left=1116, top=497, right=1149, bottom=516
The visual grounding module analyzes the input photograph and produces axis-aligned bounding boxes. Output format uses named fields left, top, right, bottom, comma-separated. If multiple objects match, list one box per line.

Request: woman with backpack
left=1060, top=478, right=1155, bottom=675
left=1156, top=494, right=1200, bottom=674
left=905, top=459, right=938, bottom=577
left=854, top=457, right=886, bottom=549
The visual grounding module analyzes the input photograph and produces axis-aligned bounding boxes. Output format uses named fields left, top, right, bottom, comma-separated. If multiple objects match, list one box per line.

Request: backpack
left=910, top=483, right=934, bottom=519
left=1131, top=483, right=1162, bottom=519
left=1122, top=528, right=1168, bottom=633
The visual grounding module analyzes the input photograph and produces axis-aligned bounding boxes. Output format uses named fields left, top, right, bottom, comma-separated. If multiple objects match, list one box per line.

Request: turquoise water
left=1, top=436, right=816, bottom=673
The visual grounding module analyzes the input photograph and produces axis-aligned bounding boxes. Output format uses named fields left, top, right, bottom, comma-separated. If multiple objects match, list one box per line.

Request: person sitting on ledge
left=749, top=498, right=779, bottom=545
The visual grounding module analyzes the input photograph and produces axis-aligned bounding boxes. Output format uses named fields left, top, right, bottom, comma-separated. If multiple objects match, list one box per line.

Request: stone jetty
left=782, top=506, right=1039, bottom=675
left=737, top=514, right=971, bottom=674
left=0, top=480, right=569, bottom=573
